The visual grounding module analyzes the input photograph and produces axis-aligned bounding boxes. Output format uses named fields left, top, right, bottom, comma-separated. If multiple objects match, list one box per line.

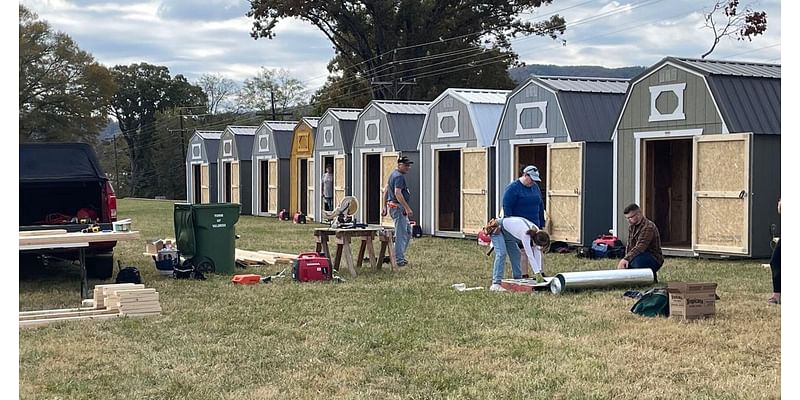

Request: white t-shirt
left=501, top=216, right=543, bottom=273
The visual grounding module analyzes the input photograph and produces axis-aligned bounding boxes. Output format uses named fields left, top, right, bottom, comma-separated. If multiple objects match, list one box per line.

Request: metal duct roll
left=550, top=268, right=656, bottom=294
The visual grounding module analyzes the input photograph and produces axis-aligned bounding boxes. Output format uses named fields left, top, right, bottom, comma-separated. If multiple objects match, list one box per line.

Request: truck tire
left=87, top=254, right=114, bottom=279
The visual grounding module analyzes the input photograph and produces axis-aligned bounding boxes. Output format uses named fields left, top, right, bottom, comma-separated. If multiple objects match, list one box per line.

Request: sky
left=19, top=0, right=782, bottom=92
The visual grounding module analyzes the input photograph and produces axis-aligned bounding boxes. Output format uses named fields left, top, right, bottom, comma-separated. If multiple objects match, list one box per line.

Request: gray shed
left=217, top=125, right=258, bottom=215
left=418, top=88, right=510, bottom=237
left=494, top=76, right=628, bottom=246
left=186, top=130, right=222, bottom=204
left=313, top=108, right=361, bottom=219
left=613, top=57, right=780, bottom=258
left=351, top=100, right=429, bottom=226
left=251, top=120, right=297, bottom=216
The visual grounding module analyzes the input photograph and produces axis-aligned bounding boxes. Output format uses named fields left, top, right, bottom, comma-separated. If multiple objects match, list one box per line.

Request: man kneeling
left=617, top=203, right=664, bottom=272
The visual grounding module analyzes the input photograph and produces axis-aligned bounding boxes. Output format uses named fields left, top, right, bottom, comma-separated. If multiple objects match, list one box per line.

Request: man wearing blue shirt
left=500, top=165, right=547, bottom=278
left=381, top=156, right=414, bottom=267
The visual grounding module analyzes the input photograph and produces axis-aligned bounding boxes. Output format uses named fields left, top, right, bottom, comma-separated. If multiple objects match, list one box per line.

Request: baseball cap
left=398, top=156, right=414, bottom=165
left=523, top=165, right=541, bottom=181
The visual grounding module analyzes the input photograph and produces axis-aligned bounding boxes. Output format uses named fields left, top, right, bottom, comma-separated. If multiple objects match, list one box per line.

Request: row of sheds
left=186, top=56, right=780, bottom=258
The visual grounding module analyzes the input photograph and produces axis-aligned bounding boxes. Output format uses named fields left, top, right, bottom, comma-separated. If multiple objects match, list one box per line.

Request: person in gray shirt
left=321, top=165, right=334, bottom=211
left=381, top=156, right=414, bottom=267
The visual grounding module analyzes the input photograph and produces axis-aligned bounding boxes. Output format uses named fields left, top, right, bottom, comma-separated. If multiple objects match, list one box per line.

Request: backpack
left=115, top=261, right=142, bottom=284
left=410, top=221, right=422, bottom=238
left=630, top=287, right=670, bottom=317
left=293, top=212, right=307, bottom=224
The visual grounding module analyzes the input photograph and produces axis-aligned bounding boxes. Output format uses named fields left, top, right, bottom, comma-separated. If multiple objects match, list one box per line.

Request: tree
left=197, top=73, right=238, bottom=114
left=701, top=0, right=767, bottom=59
left=109, top=63, right=206, bottom=197
left=247, top=1, right=566, bottom=101
left=237, top=67, right=307, bottom=118
left=19, top=5, right=115, bottom=143
left=309, top=62, right=373, bottom=115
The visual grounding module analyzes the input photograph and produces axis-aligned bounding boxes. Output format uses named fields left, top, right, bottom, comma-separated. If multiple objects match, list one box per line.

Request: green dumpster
left=174, top=203, right=241, bottom=274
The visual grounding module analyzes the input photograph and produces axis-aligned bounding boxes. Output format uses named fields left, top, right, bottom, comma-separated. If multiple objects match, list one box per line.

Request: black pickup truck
left=19, top=143, right=118, bottom=279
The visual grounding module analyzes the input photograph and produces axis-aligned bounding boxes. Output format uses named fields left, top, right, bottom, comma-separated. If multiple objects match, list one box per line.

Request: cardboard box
left=145, top=239, right=164, bottom=255
left=666, top=282, right=717, bottom=320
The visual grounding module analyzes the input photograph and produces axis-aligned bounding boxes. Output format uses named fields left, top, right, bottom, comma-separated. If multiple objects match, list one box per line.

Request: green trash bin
left=174, top=203, right=241, bottom=274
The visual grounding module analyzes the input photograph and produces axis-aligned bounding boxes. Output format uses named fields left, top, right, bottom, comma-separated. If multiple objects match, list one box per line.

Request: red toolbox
left=292, top=252, right=332, bottom=282
left=231, top=274, right=262, bottom=285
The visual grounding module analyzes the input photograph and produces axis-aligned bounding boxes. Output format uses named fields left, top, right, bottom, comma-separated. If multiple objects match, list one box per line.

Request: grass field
left=19, top=199, right=780, bottom=399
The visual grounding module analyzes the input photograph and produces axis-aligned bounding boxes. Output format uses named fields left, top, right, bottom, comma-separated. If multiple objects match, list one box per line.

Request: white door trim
left=632, top=128, right=703, bottom=206
left=429, top=142, right=467, bottom=235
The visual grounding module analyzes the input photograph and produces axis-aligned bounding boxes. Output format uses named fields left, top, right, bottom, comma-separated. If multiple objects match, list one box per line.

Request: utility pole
left=179, top=115, right=186, bottom=161
left=270, top=90, right=276, bottom=120
left=113, top=134, right=119, bottom=186
left=370, top=50, right=417, bottom=100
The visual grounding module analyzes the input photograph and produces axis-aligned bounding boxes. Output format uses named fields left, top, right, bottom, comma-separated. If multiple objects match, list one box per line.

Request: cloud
left=156, top=0, right=250, bottom=22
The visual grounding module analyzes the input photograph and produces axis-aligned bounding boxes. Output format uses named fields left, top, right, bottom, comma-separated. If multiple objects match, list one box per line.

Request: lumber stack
left=19, top=283, right=162, bottom=329
left=235, top=248, right=297, bottom=266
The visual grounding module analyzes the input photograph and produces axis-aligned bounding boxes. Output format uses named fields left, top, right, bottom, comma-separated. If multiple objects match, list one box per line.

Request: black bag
left=630, top=287, right=670, bottom=317
left=115, top=261, right=142, bottom=284
left=576, top=246, right=594, bottom=259
left=411, top=221, right=422, bottom=238
left=173, top=260, right=207, bottom=280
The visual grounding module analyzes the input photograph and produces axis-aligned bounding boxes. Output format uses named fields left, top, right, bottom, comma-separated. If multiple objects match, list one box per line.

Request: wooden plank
left=19, top=306, right=98, bottom=316
left=19, top=313, right=121, bottom=329
left=20, top=231, right=140, bottom=247
left=19, top=229, right=68, bottom=237
left=19, top=308, right=118, bottom=321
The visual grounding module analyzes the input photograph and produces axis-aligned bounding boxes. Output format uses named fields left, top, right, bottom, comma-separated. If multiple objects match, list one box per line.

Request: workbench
left=313, top=227, right=398, bottom=277
left=20, top=230, right=141, bottom=300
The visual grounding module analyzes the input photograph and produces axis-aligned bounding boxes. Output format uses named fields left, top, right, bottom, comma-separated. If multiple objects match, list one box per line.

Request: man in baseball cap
left=381, top=155, right=415, bottom=267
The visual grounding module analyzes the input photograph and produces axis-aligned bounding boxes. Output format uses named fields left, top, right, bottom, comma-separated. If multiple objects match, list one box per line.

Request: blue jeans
left=491, top=229, right=522, bottom=284
left=390, top=207, right=411, bottom=263
left=629, top=252, right=661, bottom=272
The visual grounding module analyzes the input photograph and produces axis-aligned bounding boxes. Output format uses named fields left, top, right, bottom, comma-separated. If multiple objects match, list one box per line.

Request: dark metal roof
left=340, top=120, right=357, bottom=152
left=558, top=92, right=626, bottom=142
left=204, top=138, right=221, bottom=163
left=672, top=57, right=781, bottom=78
left=195, top=130, right=222, bottom=140
left=706, top=75, right=781, bottom=135
left=273, top=130, right=294, bottom=159
left=386, top=113, right=426, bottom=152
left=225, top=126, right=257, bottom=160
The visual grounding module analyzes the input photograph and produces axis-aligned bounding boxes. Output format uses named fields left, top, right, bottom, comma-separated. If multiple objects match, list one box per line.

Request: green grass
left=19, top=199, right=780, bottom=399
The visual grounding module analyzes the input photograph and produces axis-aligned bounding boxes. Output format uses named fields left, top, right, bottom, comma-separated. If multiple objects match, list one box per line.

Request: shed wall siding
left=581, top=142, right=613, bottom=245
left=421, top=97, right=476, bottom=145
left=240, top=160, right=253, bottom=215
left=749, top=134, right=781, bottom=258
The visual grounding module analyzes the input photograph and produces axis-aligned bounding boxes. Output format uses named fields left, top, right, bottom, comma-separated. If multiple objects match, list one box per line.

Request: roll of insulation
left=550, top=268, right=656, bottom=294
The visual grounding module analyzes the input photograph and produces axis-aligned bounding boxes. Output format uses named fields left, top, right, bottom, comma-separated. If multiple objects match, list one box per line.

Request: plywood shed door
left=268, top=160, right=278, bottom=213
left=546, top=143, right=583, bottom=243
left=231, top=161, right=240, bottom=204
left=334, top=155, right=346, bottom=207
left=692, top=133, right=751, bottom=255
left=461, top=148, right=488, bottom=235
left=307, top=159, right=315, bottom=220
left=200, top=164, right=210, bottom=204
left=380, top=153, right=399, bottom=227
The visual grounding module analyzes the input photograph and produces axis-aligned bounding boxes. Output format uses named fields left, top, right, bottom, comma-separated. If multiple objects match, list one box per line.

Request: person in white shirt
left=485, top=216, right=550, bottom=292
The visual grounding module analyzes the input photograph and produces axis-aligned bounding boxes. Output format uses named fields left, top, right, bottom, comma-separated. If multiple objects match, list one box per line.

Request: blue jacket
left=502, top=179, right=544, bottom=228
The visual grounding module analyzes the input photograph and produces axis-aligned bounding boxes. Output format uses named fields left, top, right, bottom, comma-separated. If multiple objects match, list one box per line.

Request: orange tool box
left=231, top=274, right=262, bottom=285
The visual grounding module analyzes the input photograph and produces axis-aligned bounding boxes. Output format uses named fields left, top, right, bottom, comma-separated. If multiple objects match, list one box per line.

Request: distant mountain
left=508, top=64, right=647, bottom=84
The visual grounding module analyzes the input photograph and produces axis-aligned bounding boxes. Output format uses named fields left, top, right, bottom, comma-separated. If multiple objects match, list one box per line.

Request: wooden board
left=307, top=159, right=315, bottom=220
left=334, top=155, right=346, bottom=207
left=200, top=163, right=210, bottom=203
left=692, top=133, right=750, bottom=254
left=231, top=161, right=240, bottom=204
left=461, top=148, right=488, bottom=235
left=547, top=143, right=583, bottom=244
left=268, top=159, right=279, bottom=213
left=19, top=229, right=68, bottom=237
left=20, top=231, right=140, bottom=247
left=380, top=153, right=399, bottom=227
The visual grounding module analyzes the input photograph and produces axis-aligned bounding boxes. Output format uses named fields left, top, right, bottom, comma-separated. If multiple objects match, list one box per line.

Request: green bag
left=630, top=288, right=670, bottom=317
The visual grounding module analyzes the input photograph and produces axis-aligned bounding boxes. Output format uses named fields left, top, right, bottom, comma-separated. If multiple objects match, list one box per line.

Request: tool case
left=292, top=252, right=332, bottom=282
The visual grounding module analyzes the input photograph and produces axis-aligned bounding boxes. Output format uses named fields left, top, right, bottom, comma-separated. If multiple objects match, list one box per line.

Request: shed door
left=231, top=161, right=240, bottom=204
left=380, top=152, right=399, bottom=227
left=692, top=133, right=751, bottom=254
left=461, top=148, right=487, bottom=235
left=307, top=159, right=315, bottom=220
left=546, top=142, right=583, bottom=243
left=334, top=155, right=346, bottom=207
left=268, top=159, right=278, bottom=213
left=200, top=164, right=210, bottom=204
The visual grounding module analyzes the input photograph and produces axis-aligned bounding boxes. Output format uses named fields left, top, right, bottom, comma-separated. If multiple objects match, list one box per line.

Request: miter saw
left=322, top=196, right=366, bottom=229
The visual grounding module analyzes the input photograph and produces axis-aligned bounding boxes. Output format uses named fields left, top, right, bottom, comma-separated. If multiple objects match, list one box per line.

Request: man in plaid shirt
left=617, top=203, right=664, bottom=272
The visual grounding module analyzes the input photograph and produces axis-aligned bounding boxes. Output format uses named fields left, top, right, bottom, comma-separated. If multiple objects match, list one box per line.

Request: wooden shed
left=418, top=88, right=509, bottom=237
left=217, top=126, right=258, bottom=214
left=613, top=57, right=780, bottom=258
left=251, top=120, right=297, bottom=217
left=186, top=130, right=222, bottom=204
left=351, top=100, right=430, bottom=226
left=289, top=117, right=320, bottom=220
left=313, top=108, right=361, bottom=219
left=494, top=76, right=629, bottom=246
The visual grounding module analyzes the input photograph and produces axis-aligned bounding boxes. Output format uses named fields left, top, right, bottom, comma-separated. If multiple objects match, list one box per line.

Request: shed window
left=515, top=101, right=547, bottom=134
left=191, top=143, right=202, bottom=160
left=222, top=139, right=233, bottom=156
left=258, top=134, right=269, bottom=152
left=648, top=83, right=686, bottom=122
left=323, top=126, right=334, bottom=147
left=364, top=119, right=380, bottom=144
left=437, top=111, right=459, bottom=138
